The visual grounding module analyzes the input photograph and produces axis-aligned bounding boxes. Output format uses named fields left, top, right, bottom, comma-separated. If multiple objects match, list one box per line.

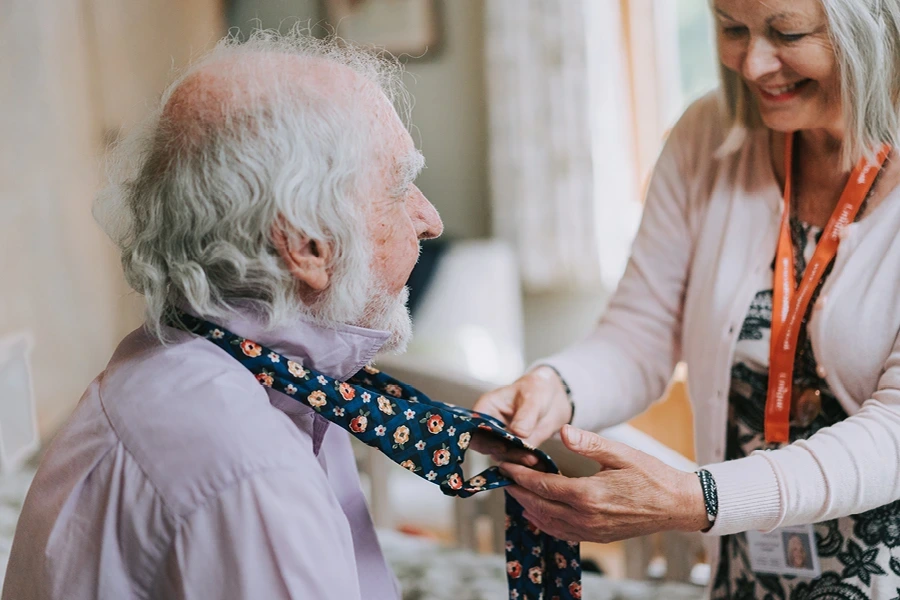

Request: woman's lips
left=758, top=79, right=811, bottom=103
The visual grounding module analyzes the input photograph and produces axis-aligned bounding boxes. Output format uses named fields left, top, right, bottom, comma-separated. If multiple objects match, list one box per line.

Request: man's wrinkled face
left=356, top=93, right=442, bottom=350
left=365, top=105, right=442, bottom=297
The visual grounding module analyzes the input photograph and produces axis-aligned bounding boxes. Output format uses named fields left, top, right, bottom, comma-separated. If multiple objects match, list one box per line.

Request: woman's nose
left=742, top=37, right=782, bottom=83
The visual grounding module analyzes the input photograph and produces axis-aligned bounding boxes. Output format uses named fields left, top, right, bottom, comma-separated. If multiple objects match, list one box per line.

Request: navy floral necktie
left=173, top=313, right=582, bottom=600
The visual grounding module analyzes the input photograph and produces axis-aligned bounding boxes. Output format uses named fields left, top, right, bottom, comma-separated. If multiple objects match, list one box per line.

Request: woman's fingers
left=473, top=384, right=517, bottom=424
left=561, top=425, right=635, bottom=470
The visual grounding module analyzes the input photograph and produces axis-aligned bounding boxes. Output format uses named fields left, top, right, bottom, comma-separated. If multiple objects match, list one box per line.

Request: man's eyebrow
left=397, top=150, right=425, bottom=183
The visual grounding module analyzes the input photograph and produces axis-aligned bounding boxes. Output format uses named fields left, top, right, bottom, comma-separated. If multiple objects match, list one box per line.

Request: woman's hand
left=472, top=366, right=573, bottom=447
left=499, top=425, right=710, bottom=543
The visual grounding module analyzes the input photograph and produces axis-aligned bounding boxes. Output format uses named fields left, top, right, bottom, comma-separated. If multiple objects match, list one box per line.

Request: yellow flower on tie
left=287, top=360, right=307, bottom=378
left=393, top=425, right=410, bottom=445
left=377, top=396, right=395, bottom=415
left=308, top=390, right=327, bottom=408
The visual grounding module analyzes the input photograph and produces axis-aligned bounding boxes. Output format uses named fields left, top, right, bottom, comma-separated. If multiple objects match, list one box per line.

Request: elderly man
left=3, top=31, right=442, bottom=600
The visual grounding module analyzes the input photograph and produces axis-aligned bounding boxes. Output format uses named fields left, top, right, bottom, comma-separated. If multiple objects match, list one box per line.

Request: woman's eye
left=722, top=25, right=748, bottom=38
left=775, top=31, right=807, bottom=42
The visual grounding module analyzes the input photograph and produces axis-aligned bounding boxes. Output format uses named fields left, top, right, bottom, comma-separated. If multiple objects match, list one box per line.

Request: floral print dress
left=711, top=216, right=900, bottom=600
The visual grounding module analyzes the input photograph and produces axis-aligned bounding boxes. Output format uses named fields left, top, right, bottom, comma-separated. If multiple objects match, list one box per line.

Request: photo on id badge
left=746, top=524, right=821, bottom=578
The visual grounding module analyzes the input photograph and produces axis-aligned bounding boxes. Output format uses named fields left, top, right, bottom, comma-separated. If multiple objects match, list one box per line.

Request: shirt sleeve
left=157, top=466, right=363, bottom=600
left=541, top=103, right=703, bottom=433
left=705, top=330, right=900, bottom=535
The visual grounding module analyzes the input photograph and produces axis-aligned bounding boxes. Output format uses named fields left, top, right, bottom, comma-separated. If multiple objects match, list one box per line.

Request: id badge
left=745, top=524, right=821, bottom=578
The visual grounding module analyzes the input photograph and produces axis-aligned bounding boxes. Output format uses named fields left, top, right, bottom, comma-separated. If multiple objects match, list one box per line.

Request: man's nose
left=411, top=186, right=443, bottom=240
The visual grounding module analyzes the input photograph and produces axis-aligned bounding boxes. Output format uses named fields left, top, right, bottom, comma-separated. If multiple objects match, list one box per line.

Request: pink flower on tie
left=555, top=552, right=567, bottom=570
left=426, top=414, right=444, bottom=434
left=400, top=460, right=417, bottom=472
left=350, top=415, right=368, bottom=433
left=239, top=340, right=262, bottom=358
left=569, top=582, right=582, bottom=599
left=255, top=372, right=274, bottom=387
left=433, top=448, right=451, bottom=466
left=338, top=383, right=355, bottom=401
left=446, top=473, right=463, bottom=489
left=528, top=567, right=542, bottom=585
left=385, top=384, right=403, bottom=397
left=458, top=432, right=471, bottom=449
left=506, top=561, right=522, bottom=579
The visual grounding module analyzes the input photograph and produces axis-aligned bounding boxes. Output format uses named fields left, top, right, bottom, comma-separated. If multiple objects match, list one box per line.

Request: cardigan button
left=816, top=364, right=828, bottom=379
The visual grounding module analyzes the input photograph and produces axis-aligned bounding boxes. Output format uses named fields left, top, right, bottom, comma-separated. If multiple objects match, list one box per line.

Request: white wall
left=1, top=0, right=223, bottom=439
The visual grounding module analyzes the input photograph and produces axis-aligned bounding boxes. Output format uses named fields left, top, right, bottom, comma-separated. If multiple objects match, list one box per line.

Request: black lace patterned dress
left=711, top=216, right=900, bottom=600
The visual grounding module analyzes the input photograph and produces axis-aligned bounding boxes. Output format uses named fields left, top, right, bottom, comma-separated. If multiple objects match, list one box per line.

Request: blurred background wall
left=0, top=0, right=223, bottom=438
left=0, top=0, right=716, bottom=459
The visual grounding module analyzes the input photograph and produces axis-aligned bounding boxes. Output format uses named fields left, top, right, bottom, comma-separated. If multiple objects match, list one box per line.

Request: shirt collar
left=206, top=311, right=391, bottom=382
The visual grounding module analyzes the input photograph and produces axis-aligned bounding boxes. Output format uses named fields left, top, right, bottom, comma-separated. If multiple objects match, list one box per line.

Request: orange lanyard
left=764, top=133, right=891, bottom=444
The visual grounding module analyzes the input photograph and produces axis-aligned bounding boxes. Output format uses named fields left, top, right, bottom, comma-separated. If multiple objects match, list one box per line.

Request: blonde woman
left=475, top=0, right=900, bottom=597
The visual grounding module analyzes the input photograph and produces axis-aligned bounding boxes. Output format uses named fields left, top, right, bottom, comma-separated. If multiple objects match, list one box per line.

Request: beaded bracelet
left=695, top=468, right=719, bottom=525
left=544, top=365, right=575, bottom=425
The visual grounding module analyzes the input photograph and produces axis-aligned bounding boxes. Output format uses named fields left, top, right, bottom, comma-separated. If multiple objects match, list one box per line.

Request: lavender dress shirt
left=2, top=314, right=402, bottom=600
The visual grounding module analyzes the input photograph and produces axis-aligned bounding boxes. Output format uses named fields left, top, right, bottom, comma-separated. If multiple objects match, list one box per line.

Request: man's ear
left=271, top=219, right=332, bottom=291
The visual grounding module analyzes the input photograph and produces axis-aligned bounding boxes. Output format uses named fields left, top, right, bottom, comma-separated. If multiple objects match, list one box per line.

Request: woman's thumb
left=562, top=425, right=631, bottom=469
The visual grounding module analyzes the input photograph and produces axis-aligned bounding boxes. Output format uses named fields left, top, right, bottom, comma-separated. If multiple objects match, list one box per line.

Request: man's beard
left=358, top=284, right=412, bottom=355
left=310, top=251, right=413, bottom=354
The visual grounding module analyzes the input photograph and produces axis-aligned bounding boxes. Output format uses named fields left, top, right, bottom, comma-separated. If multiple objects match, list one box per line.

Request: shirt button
left=816, top=364, right=828, bottom=378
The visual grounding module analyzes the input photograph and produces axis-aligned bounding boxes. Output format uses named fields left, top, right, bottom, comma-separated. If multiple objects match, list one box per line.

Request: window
left=676, top=0, right=719, bottom=108
left=620, top=0, right=719, bottom=196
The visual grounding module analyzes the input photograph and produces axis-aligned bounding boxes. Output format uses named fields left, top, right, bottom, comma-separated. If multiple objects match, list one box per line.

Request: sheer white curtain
left=485, top=0, right=641, bottom=292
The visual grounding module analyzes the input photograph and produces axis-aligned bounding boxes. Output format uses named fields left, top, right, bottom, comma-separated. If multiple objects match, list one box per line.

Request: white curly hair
left=95, top=27, right=414, bottom=344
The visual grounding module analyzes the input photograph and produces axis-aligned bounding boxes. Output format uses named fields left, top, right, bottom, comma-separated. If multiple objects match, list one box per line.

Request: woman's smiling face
left=715, top=0, right=842, bottom=136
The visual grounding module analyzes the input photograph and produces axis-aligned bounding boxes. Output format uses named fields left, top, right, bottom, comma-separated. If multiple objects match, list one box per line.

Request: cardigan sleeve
left=540, top=99, right=710, bottom=433
left=705, top=329, right=900, bottom=535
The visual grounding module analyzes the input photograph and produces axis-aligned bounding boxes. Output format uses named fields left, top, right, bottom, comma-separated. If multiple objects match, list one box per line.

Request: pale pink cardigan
left=546, top=93, right=900, bottom=574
